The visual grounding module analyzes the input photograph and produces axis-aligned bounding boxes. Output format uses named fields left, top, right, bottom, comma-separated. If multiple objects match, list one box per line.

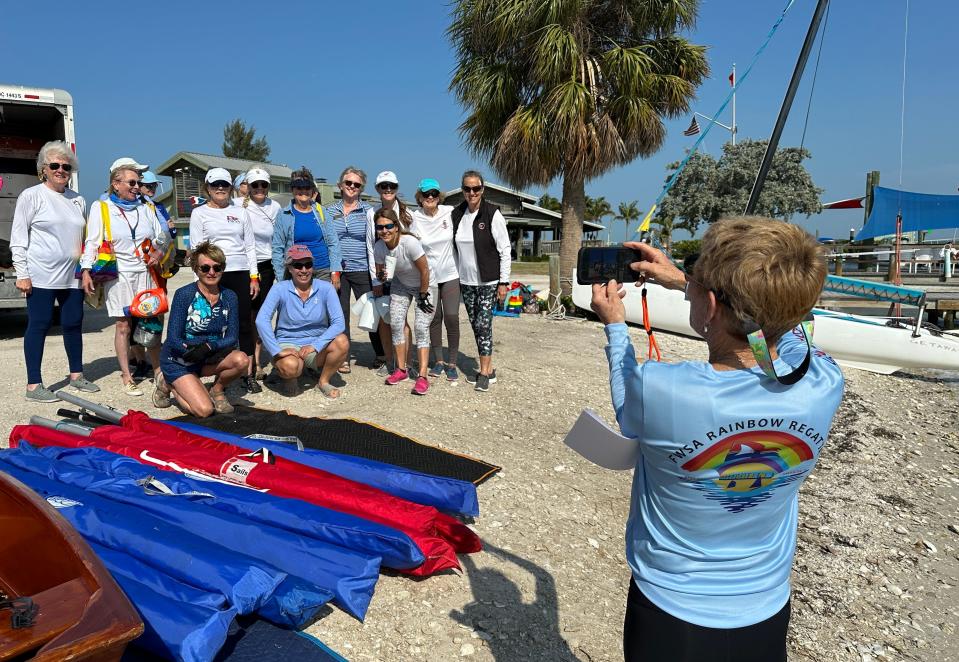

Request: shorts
left=160, top=346, right=233, bottom=383
left=104, top=270, right=152, bottom=318
left=277, top=342, right=324, bottom=372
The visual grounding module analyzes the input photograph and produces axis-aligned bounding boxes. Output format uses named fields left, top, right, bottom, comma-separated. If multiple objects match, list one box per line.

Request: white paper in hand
left=563, top=409, right=640, bottom=470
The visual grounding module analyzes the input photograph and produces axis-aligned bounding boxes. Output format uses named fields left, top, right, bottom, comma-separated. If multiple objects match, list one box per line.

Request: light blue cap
left=418, top=178, right=441, bottom=192
left=140, top=171, right=159, bottom=184
left=233, top=172, right=246, bottom=188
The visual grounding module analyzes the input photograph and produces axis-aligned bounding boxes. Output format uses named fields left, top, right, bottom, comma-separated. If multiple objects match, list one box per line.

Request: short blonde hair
left=190, top=241, right=226, bottom=272
left=692, top=217, right=826, bottom=343
left=108, top=167, right=140, bottom=195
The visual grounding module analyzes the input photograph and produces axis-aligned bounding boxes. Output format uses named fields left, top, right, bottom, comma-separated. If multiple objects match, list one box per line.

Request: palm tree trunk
left=559, top=176, right=586, bottom=297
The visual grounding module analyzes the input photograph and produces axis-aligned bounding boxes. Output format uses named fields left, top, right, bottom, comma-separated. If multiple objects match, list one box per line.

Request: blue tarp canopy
left=856, top=186, right=959, bottom=240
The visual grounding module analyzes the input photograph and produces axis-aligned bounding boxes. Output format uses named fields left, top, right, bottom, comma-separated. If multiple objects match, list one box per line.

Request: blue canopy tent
left=856, top=186, right=959, bottom=240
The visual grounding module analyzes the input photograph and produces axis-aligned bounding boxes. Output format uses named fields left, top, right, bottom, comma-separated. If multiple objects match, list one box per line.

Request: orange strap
left=640, top=286, right=661, bottom=362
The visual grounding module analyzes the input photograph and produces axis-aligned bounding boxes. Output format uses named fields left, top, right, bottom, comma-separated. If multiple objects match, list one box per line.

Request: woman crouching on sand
left=153, top=242, right=248, bottom=416
left=591, top=217, right=844, bottom=662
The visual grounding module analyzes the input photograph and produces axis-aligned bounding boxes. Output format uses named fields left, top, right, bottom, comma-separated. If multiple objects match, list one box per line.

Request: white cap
left=110, top=157, right=148, bottom=173
left=246, top=167, right=270, bottom=184
left=375, top=171, right=399, bottom=186
left=204, top=167, right=232, bottom=184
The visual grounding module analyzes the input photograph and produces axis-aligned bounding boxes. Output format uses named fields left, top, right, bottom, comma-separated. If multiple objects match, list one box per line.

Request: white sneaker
left=122, top=380, right=144, bottom=397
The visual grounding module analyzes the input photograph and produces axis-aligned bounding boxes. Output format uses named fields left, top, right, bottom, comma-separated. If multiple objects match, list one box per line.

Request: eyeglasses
left=682, top=253, right=731, bottom=306
left=377, top=183, right=398, bottom=191
left=375, top=223, right=396, bottom=232
left=462, top=185, right=483, bottom=194
left=249, top=182, right=269, bottom=190
left=116, top=179, right=141, bottom=187
left=47, top=162, right=73, bottom=172
left=421, top=190, right=440, bottom=199
left=209, top=181, right=231, bottom=189
left=289, top=261, right=314, bottom=270
left=198, top=263, right=224, bottom=274
left=342, top=180, right=363, bottom=189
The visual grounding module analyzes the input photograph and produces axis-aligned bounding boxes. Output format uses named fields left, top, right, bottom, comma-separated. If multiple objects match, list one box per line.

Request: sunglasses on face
left=377, top=183, right=398, bottom=191
left=209, top=181, right=231, bottom=189
left=141, top=183, right=158, bottom=190
left=421, top=190, right=440, bottom=199
left=376, top=223, right=396, bottom=232
left=47, top=162, right=73, bottom=172
left=117, top=179, right=141, bottom=187
left=462, top=185, right=483, bottom=194
left=198, top=263, right=224, bottom=274
left=249, top=182, right=269, bottom=190
left=290, top=261, right=314, bottom=270
left=291, top=179, right=313, bottom=189
left=342, top=180, right=363, bottom=189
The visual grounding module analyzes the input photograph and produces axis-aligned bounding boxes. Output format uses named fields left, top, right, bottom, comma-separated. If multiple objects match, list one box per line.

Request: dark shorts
left=160, top=347, right=232, bottom=383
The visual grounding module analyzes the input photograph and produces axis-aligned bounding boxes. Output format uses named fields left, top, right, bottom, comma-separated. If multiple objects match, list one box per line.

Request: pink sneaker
left=411, top=376, right=429, bottom=395
left=385, top=368, right=409, bottom=385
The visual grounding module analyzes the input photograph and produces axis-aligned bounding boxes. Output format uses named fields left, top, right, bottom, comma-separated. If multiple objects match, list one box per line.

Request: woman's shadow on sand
left=451, top=542, right=581, bottom=661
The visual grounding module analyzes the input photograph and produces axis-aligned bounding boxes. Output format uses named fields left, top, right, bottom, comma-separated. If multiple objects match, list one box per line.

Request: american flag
left=683, top=117, right=701, bottom=137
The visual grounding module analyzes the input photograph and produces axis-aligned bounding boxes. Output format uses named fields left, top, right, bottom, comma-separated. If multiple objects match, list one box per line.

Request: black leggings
left=219, top=270, right=254, bottom=356
left=623, top=580, right=789, bottom=662
left=337, top=270, right=385, bottom=357
left=429, top=278, right=461, bottom=364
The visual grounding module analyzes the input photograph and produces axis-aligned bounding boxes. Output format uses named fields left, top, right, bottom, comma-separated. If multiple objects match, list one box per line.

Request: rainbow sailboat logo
left=680, top=430, right=815, bottom=513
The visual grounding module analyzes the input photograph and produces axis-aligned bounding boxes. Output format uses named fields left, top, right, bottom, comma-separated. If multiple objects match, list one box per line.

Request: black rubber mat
left=171, top=406, right=501, bottom=485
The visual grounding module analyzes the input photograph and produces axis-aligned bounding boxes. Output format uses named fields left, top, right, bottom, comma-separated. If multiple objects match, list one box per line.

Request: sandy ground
left=0, top=270, right=957, bottom=662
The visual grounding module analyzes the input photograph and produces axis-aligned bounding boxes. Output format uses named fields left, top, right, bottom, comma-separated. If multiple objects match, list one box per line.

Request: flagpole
left=731, top=63, right=737, bottom=145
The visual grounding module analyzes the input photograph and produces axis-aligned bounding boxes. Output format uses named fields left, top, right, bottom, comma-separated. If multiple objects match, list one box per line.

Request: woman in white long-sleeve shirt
left=12, top=141, right=100, bottom=402
left=79, top=163, right=168, bottom=396
left=188, top=167, right=260, bottom=393
left=451, top=170, right=511, bottom=393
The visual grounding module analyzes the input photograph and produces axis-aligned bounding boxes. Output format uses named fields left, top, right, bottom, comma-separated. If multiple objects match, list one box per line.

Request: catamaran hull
left=572, top=272, right=959, bottom=374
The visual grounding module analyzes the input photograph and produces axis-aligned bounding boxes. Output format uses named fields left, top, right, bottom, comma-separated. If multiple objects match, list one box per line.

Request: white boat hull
left=571, top=271, right=959, bottom=375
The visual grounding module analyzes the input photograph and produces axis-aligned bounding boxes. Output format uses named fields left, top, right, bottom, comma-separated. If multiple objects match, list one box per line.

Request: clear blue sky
left=6, top=0, right=956, bottom=241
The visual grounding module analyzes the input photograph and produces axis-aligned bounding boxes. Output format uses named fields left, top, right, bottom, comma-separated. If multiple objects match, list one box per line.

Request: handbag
left=76, top=201, right=119, bottom=283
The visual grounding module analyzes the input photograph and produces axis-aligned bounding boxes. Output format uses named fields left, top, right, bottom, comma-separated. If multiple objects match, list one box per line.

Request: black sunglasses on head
left=198, top=263, right=224, bottom=274
left=290, top=261, right=314, bottom=270
left=47, top=162, right=73, bottom=172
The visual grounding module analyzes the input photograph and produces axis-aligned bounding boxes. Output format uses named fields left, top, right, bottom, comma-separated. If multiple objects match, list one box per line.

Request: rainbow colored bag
left=75, top=201, right=118, bottom=283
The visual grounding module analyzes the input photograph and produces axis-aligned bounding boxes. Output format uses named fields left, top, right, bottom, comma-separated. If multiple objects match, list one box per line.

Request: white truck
left=0, top=84, right=77, bottom=308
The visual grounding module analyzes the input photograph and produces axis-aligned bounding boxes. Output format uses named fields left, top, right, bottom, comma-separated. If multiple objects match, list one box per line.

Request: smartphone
left=576, top=246, right=643, bottom=285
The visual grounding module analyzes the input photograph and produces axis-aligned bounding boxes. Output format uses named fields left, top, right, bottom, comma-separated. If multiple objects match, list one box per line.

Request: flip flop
left=317, top=382, right=341, bottom=399
left=337, top=362, right=352, bottom=374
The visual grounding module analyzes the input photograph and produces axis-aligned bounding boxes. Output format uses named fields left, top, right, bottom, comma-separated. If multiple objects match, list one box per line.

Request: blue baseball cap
left=140, top=171, right=159, bottom=185
left=233, top=172, right=246, bottom=189
left=418, top=178, right=441, bottom=192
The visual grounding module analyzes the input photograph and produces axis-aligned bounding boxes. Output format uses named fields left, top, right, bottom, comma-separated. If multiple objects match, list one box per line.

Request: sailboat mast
left=744, top=0, right=830, bottom=215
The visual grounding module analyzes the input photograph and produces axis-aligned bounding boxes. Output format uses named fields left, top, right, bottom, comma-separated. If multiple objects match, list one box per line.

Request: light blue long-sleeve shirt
left=605, top=322, right=844, bottom=628
left=254, top=279, right=344, bottom=358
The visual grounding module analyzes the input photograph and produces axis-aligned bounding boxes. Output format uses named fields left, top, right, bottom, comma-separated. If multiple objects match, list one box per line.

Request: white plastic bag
left=354, top=293, right=378, bottom=332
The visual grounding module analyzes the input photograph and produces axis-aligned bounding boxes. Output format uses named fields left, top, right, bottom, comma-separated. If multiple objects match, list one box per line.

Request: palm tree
left=449, top=0, right=708, bottom=294
left=615, top=201, right=641, bottom=242
left=537, top=193, right=561, bottom=212
left=651, top=215, right=676, bottom=251
left=586, top=196, right=614, bottom=244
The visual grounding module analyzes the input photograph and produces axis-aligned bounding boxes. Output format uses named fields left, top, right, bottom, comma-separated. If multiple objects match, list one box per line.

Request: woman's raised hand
left=624, top=241, right=686, bottom=291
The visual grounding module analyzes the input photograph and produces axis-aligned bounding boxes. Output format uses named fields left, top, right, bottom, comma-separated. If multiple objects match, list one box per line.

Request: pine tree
left=222, top=119, right=271, bottom=161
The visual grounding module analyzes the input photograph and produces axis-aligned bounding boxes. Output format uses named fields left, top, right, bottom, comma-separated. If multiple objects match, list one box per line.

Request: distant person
left=326, top=166, right=385, bottom=373
left=272, top=166, right=342, bottom=288
left=366, top=170, right=414, bottom=377
left=80, top=162, right=169, bottom=396
left=255, top=245, right=348, bottom=399
left=154, top=242, right=247, bottom=417
left=452, top=170, right=511, bottom=392
left=239, top=167, right=282, bottom=392
left=373, top=208, right=435, bottom=395
left=590, top=217, right=844, bottom=662
left=232, top=172, right=248, bottom=205
left=188, top=167, right=260, bottom=394
left=11, top=140, right=99, bottom=402
left=410, top=178, right=461, bottom=382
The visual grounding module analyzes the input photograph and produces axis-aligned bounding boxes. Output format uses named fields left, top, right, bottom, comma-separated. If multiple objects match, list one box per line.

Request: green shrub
left=670, top=239, right=701, bottom=261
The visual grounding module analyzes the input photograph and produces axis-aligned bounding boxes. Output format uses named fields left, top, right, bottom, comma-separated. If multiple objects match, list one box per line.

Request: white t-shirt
left=81, top=199, right=167, bottom=275
left=189, top=203, right=258, bottom=274
left=11, top=184, right=87, bottom=289
left=242, top=198, right=282, bottom=262
left=410, top=205, right=458, bottom=283
left=366, top=200, right=407, bottom=286
left=455, top=208, right=511, bottom=286
left=373, top=234, right=434, bottom=289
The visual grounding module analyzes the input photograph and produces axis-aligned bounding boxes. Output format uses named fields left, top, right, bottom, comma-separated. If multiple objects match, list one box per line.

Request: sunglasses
left=291, top=179, right=313, bottom=189
left=377, top=183, right=398, bottom=191
left=209, top=181, right=231, bottom=189
left=117, top=179, right=141, bottom=187
left=420, top=190, right=440, bottom=199
left=375, top=223, right=396, bottom=232
left=141, top=183, right=158, bottom=189
left=682, top=253, right=731, bottom=306
left=47, top=162, right=73, bottom=172
left=198, top=263, right=224, bottom=274
left=249, top=182, right=269, bottom=190
left=342, top=180, right=363, bottom=189
left=462, top=185, right=483, bottom=194
left=290, top=261, right=314, bottom=270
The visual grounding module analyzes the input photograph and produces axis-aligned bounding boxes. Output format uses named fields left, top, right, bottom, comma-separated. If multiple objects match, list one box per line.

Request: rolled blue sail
left=10, top=443, right=424, bottom=570
left=169, top=420, right=480, bottom=516
left=89, top=542, right=237, bottom=662
left=0, top=457, right=325, bottom=625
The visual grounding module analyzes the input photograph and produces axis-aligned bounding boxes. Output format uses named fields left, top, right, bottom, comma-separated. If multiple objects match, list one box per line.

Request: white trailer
left=0, top=84, right=77, bottom=308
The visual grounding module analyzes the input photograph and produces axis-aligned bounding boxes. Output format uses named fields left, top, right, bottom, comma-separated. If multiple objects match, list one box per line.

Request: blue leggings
left=24, top=287, right=85, bottom=385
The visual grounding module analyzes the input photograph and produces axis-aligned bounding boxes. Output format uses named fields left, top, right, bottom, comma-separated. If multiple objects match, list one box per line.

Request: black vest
left=451, top=199, right=502, bottom=283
